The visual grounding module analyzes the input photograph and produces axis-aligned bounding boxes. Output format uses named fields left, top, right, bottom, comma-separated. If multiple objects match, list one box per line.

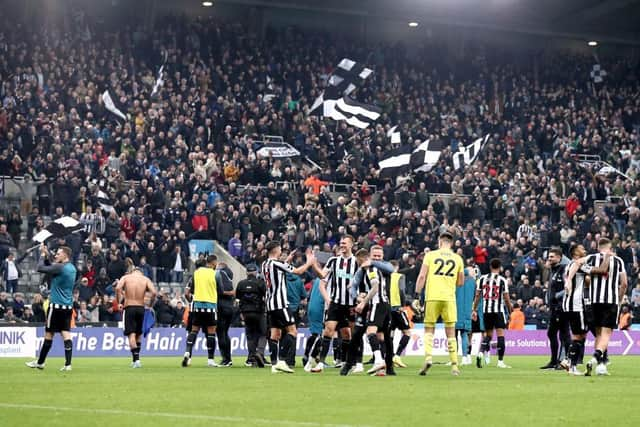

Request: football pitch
left=2, top=356, right=638, bottom=427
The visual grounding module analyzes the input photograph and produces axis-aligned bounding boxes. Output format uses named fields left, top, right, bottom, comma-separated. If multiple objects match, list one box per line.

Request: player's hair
left=549, top=247, right=563, bottom=257
left=439, top=232, right=453, bottom=243
left=369, top=244, right=383, bottom=252
left=355, top=248, right=369, bottom=259
left=569, top=244, right=582, bottom=257
left=124, top=257, right=135, bottom=273
left=490, top=258, right=501, bottom=270
left=206, top=255, right=217, bottom=265
left=266, top=241, right=281, bottom=253
left=598, top=238, right=611, bottom=248
left=341, top=234, right=354, bottom=243
left=58, top=246, right=72, bottom=260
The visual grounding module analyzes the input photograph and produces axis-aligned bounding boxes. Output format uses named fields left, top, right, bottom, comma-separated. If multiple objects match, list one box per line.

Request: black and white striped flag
left=452, top=135, right=488, bottom=170
left=32, top=217, right=84, bottom=243
left=324, top=96, right=381, bottom=129
left=590, top=64, right=607, bottom=84
left=309, top=58, right=374, bottom=116
left=102, top=90, right=127, bottom=122
left=97, top=190, right=116, bottom=214
left=378, top=139, right=443, bottom=179
left=387, top=125, right=401, bottom=144
left=151, top=50, right=168, bottom=98
left=327, top=58, right=373, bottom=96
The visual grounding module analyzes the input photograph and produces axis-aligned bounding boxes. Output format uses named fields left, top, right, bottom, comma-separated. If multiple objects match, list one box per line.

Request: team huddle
left=25, top=233, right=627, bottom=377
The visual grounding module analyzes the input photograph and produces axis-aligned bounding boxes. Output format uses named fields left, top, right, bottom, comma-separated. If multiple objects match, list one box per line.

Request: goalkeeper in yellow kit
left=413, top=232, right=464, bottom=376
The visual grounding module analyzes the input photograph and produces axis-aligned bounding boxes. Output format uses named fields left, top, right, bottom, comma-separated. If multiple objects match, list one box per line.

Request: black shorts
left=390, top=309, right=410, bottom=331
left=45, top=306, right=72, bottom=333
left=192, top=308, right=218, bottom=328
left=325, top=303, right=354, bottom=328
left=367, top=302, right=391, bottom=330
left=591, top=303, right=618, bottom=329
left=483, top=312, right=506, bottom=331
left=583, top=305, right=594, bottom=332
left=354, top=306, right=370, bottom=329
left=123, top=306, right=145, bottom=336
left=471, top=317, right=484, bottom=333
left=268, top=308, right=295, bottom=329
left=562, top=311, right=588, bottom=335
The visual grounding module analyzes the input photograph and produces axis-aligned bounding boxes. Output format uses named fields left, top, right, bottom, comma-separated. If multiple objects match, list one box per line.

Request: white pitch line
left=0, top=403, right=368, bottom=427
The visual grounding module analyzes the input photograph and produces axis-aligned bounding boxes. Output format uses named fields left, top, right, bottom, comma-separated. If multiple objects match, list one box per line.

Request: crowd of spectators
left=1, top=12, right=640, bottom=326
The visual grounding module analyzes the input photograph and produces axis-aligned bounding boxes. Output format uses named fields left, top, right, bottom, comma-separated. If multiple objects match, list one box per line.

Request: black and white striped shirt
left=477, top=273, right=509, bottom=314
left=586, top=253, right=626, bottom=305
left=562, top=261, right=592, bottom=312
left=360, top=266, right=389, bottom=304
left=261, top=258, right=295, bottom=311
left=517, top=224, right=533, bottom=240
left=324, top=255, right=358, bottom=306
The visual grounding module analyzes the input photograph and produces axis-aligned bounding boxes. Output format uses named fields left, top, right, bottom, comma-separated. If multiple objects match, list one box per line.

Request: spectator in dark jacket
left=154, top=293, right=175, bottom=327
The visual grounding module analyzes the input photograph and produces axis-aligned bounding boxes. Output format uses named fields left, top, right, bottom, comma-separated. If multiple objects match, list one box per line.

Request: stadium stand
left=0, top=11, right=639, bottom=327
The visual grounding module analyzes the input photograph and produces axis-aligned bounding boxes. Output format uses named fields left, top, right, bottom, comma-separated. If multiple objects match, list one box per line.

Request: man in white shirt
left=1, top=253, right=22, bottom=294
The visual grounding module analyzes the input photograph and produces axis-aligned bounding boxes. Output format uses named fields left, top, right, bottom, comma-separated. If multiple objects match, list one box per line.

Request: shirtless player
left=116, top=266, right=157, bottom=368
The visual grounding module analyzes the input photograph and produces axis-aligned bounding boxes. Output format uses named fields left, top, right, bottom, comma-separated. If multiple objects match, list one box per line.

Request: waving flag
left=102, top=90, right=127, bottom=122
left=452, top=135, right=488, bottom=170
left=32, top=217, right=84, bottom=243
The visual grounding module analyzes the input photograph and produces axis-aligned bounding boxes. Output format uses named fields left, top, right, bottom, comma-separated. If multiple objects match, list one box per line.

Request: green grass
left=2, top=356, right=639, bottom=427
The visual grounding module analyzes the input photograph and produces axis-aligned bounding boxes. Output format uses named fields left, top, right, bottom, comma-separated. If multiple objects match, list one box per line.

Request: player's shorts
left=268, top=308, right=295, bottom=329
left=583, top=304, right=594, bottom=333
left=307, top=307, right=325, bottom=335
left=367, top=302, right=391, bottom=330
left=192, top=307, right=218, bottom=328
left=123, top=305, right=145, bottom=336
left=591, top=303, right=618, bottom=329
left=483, top=312, right=506, bottom=330
left=325, top=303, right=354, bottom=328
left=354, top=305, right=370, bottom=329
left=562, top=311, right=588, bottom=335
left=424, top=300, right=457, bottom=325
left=45, top=304, right=72, bottom=333
left=390, top=309, right=410, bottom=331
left=471, top=317, right=484, bottom=332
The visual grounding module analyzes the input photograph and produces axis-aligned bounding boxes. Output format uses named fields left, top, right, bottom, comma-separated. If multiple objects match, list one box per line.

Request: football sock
left=37, top=339, right=53, bottom=365
left=310, top=335, right=322, bottom=359
left=470, top=332, right=482, bottom=356
left=460, top=332, right=469, bottom=357
left=333, top=337, right=342, bottom=361
left=396, top=334, right=410, bottom=356
left=367, top=334, right=382, bottom=363
left=319, top=336, right=332, bottom=362
left=497, top=336, right=505, bottom=361
left=304, top=334, right=318, bottom=358
left=423, top=332, right=434, bottom=363
left=185, top=332, right=197, bottom=357
left=206, top=334, right=217, bottom=359
left=269, top=339, right=279, bottom=365
left=577, top=339, right=585, bottom=365
left=340, top=339, right=350, bottom=362
left=481, top=335, right=491, bottom=355
left=63, top=339, right=73, bottom=366
left=447, top=336, right=458, bottom=365
left=594, top=348, right=604, bottom=364
left=568, top=340, right=581, bottom=367
left=282, top=333, right=295, bottom=362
